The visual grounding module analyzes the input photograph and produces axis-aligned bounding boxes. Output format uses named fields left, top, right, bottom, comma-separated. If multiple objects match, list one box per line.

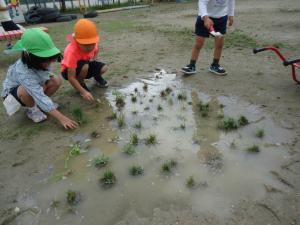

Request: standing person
left=181, top=0, right=235, bottom=75
left=1, top=28, right=78, bottom=129
left=61, top=19, right=108, bottom=102
left=0, top=0, right=20, bottom=49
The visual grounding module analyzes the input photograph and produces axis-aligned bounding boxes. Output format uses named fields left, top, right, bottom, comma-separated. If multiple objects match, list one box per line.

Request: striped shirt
left=1, top=59, right=57, bottom=112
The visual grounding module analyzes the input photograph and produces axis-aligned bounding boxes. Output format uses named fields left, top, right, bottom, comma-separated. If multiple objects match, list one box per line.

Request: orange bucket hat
left=74, top=19, right=99, bottom=44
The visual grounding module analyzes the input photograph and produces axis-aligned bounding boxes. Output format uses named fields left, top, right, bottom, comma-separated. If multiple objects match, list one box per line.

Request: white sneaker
left=26, top=105, right=47, bottom=123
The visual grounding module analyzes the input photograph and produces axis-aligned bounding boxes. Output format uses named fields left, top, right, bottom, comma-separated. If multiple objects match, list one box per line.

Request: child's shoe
left=209, top=64, right=227, bottom=76
left=181, top=64, right=196, bottom=75
left=95, top=76, right=108, bottom=88
left=26, top=105, right=47, bottom=123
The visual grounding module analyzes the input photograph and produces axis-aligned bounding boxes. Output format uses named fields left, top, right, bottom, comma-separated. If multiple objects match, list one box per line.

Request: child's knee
left=50, top=76, right=63, bottom=88
left=101, top=65, right=108, bottom=74
left=79, top=64, right=89, bottom=78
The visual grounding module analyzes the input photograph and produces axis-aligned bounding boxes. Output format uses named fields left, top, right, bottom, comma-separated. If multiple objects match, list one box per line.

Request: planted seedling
left=100, top=170, right=116, bottom=188
left=132, top=110, right=138, bottom=115
left=177, top=92, right=187, bottom=101
left=247, top=145, right=260, bottom=153
left=143, top=83, right=148, bottom=91
left=198, top=102, right=210, bottom=117
left=134, top=121, right=142, bottom=129
left=72, top=107, right=87, bottom=124
left=238, top=115, right=249, bottom=126
left=107, top=112, right=117, bottom=121
left=255, top=129, right=265, bottom=138
left=160, top=90, right=166, bottom=98
left=117, top=114, right=125, bottom=128
left=145, top=134, right=157, bottom=145
left=218, top=118, right=238, bottom=131
left=165, top=87, right=172, bottom=94
left=186, top=176, right=196, bottom=189
left=130, top=133, right=139, bottom=146
left=161, top=159, right=178, bottom=174
left=50, top=200, right=60, bottom=208
left=157, top=105, right=163, bottom=111
left=134, top=87, right=138, bottom=93
left=93, top=154, right=110, bottom=168
left=131, top=96, right=137, bottom=103
left=122, top=144, right=136, bottom=155
left=144, top=106, right=150, bottom=111
left=113, top=91, right=125, bottom=108
left=149, top=99, right=153, bottom=103
left=66, top=190, right=81, bottom=206
left=129, top=165, right=144, bottom=176
left=180, top=123, right=186, bottom=130
left=69, top=144, right=82, bottom=156
left=91, top=130, right=100, bottom=138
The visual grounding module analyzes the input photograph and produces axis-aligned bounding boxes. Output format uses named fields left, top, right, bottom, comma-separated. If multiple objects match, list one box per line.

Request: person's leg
left=88, top=61, right=109, bottom=87
left=182, top=16, right=209, bottom=74
left=44, top=76, right=62, bottom=97
left=75, top=61, right=90, bottom=91
left=213, top=36, right=224, bottom=65
left=17, top=86, right=35, bottom=107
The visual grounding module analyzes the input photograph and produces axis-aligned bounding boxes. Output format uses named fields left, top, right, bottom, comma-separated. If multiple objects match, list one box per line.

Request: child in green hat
left=1, top=28, right=78, bottom=129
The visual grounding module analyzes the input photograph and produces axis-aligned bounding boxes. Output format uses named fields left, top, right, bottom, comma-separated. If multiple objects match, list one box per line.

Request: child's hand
left=228, top=16, right=234, bottom=26
left=203, top=16, right=214, bottom=30
left=82, top=91, right=94, bottom=102
left=60, top=117, right=78, bottom=129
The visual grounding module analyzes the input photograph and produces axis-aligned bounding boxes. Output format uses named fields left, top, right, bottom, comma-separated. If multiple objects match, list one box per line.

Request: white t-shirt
left=0, top=0, right=11, bottom=22
left=198, top=0, right=235, bottom=18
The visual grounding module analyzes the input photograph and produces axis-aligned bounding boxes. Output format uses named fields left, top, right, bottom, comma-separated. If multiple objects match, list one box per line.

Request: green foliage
left=72, top=107, right=87, bottom=124
left=218, top=118, right=239, bottom=131
left=247, top=145, right=260, bottom=153
left=186, top=176, right=196, bottom=188
left=161, top=159, right=178, bottom=174
left=134, top=121, right=142, bottom=129
left=113, top=90, right=125, bottom=108
left=94, top=154, right=110, bottom=168
left=129, top=165, right=144, bottom=176
left=122, top=144, right=136, bottom=156
left=145, top=134, right=157, bottom=145
left=100, top=170, right=116, bottom=188
left=66, top=190, right=80, bottom=205
left=131, top=96, right=137, bottom=103
left=255, top=129, right=265, bottom=138
left=238, top=115, right=249, bottom=126
left=177, top=92, right=187, bottom=101
left=117, top=114, right=125, bottom=128
left=130, top=133, right=139, bottom=145
left=157, top=105, right=163, bottom=111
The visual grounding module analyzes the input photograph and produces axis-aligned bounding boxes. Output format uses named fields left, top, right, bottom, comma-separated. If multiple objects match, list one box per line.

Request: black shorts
left=1, top=20, right=20, bottom=32
left=195, top=15, right=228, bottom=38
left=4, top=86, right=26, bottom=106
left=61, top=60, right=105, bottom=80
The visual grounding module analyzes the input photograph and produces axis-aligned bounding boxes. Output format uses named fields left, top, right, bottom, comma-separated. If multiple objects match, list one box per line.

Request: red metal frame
left=254, top=47, right=300, bottom=84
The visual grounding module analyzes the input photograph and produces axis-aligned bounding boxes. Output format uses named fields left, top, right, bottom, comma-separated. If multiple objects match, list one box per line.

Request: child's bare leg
left=17, top=86, right=35, bottom=107
left=77, top=64, right=89, bottom=82
left=213, top=37, right=224, bottom=63
left=191, top=36, right=205, bottom=62
left=44, top=76, right=62, bottom=96
left=100, top=65, right=108, bottom=76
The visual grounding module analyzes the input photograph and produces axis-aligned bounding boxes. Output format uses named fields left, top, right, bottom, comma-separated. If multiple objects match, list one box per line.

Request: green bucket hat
left=10, top=28, right=60, bottom=57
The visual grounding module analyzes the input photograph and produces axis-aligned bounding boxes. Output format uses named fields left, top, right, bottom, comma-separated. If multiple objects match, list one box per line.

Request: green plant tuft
left=94, top=154, right=110, bottom=168
left=129, top=165, right=144, bottom=176
left=100, top=170, right=116, bottom=188
left=145, top=134, right=157, bottom=145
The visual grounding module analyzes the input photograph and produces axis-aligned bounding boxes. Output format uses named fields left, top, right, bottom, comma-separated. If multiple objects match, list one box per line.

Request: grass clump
left=160, top=90, right=166, bottom=98
left=143, top=83, right=148, bottom=91
left=131, top=96, right=137, bottom=103
left=186, top=176, right=196, bottom=189
left=130, top=133, right=139, bottom=145
left=100, top=170, right=116, bottom=188
left=145, top=134, right=157, bottom=145
left=177, top=92, right=187, bottom=101
left=161, top=159, right=177, bottom=174
left=93, top=154, right=110, bottom=168
left=157, top=105, right=163, bottom=111
left=122, top=144, right=136, bottom=156
left=255, top=129, right=265, bottom=138
left=144, top=106, right=150, bottom=111
left=238, top=115, right=249, bottom=126
left=117, top=114, right=125, bottom=128
left=66, top=190, right=81, bottom=206
left=218, top=117, right=238, bottom=131
left=134, top=87, right=138, bottom=93
left=246, top=145, right=260, bottom=153
left=107, top=112, right=117, bottom=121
left=198, top=102, right=210, bottom=117
left=134, top=121, right=142, bottom=129
left=129, top=165, right=144, bottom=176
left=165, top=87, right=172, bottom=94
left=113, top=91, right=125, bottom=108
left=132, top=110, right=138, bottom=115
left=180, top=123, right=186, bottom=130
left=72, top=107, right=87, bottom=124
left=69, top=144, right=82, bottom=156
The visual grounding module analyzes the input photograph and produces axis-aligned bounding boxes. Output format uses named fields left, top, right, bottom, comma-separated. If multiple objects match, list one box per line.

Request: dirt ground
left=0, top=0, right=300, bottom=224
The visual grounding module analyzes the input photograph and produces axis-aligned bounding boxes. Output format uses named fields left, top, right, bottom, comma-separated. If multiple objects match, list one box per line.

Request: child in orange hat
left=61, top=19, right=108, bottom=102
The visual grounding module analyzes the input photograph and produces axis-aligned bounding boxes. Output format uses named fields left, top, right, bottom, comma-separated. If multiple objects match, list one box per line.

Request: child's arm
left=67, top=68, right=94, bottom=101
left=48, top=109, right=78, bottom=129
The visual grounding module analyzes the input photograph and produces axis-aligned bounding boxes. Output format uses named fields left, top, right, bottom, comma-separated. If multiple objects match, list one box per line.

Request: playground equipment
left=253, top=47, right=300, bottom=84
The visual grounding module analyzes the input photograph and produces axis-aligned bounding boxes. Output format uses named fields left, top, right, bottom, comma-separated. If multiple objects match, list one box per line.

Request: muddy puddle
left=12, top=70, right=296, bottom=225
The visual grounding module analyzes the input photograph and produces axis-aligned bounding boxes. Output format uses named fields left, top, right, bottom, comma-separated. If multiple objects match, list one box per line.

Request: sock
left=189, top=60, right=196, bottom=66
left=212, top=58, right=220, bottom=66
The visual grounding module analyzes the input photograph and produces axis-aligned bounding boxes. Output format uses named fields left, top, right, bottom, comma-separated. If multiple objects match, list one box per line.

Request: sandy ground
left=0, top=0, right=300, bottom=224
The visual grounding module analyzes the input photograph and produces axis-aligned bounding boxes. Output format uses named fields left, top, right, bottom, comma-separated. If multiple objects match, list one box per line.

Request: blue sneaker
left=209, top=64, right=227, bottom=76
left=181, top=64, right=196, bottom=75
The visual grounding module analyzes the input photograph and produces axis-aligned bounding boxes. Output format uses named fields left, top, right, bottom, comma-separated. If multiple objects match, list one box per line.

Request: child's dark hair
left=21, top=51, right=62, bottom=70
